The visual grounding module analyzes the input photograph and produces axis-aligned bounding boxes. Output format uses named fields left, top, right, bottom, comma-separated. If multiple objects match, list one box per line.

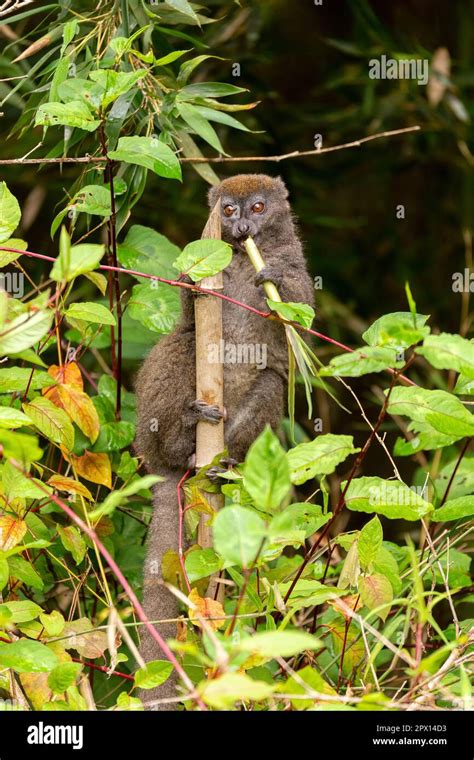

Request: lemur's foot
left=254, top=265, right=283, bottom=289
left=189, top=399, right=226, bottom=424
left=206, top=456, right=239, bottom=483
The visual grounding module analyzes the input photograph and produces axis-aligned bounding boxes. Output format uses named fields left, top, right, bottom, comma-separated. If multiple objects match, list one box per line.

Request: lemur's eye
left=252, top=201, right=265, bottom=214
left=223, top=205, right=235, bottom=217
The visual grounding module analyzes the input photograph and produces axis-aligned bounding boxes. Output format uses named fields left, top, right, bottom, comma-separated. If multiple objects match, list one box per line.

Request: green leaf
left=91, top=420, right=135, bottom=453
left=2, top=460, right=51, bottom=499
left=134, top=660, right=173, bottom=689
left=57, top=78, right=104, bottom=108
left=0, top=639, right=59, bottom=673
left=358, top=516, right=383, bottom=571
left=39, top=610, right=65, bottom=636
left=432, top=496, right=474, bottom=522
left=198, top=672, right=273, bottom=709
left=278, top=578, right=345, bottom=608
left=0, top=238, right=27, bottom=267
left=89, top=474, right=161, bottom=519
left=213, top=506, right=267, bottom=568
left=0, top=309, right=53, bottom=356
left=0, top=368, right=54, bottom=393
left=0, top=554, right=8, bottom=591
left=23, top=396, right=74, bottom=449
left=372, top=545, right=402, bottom=596
left=362, top=311, right=430, bottom=350
left=154, top=49, right=191, bottom=67
left=338, top=540, right=361, bottom=590
left=0, top=182, right=21, bottom=243
left=453, top=373, right=474, bottom=396
left=358, top=574, right=393, bottom=621
left=177, top=101, right=227, bottom=153
left=287, top=434, right=358, bottom=485
left=51, top=243, right=104, bottom=282
left=238, top=630, right=323, bottom=659
left=57, top=525, right=86, bottom=564
left=0, top=600, right=42, bottom=623
left=165, top=0, right=199, bottom=23
left=35, top=101, right=101, bottom=132
left=115, top=692, right=144, bottom=711
left=193, top=105, right=252, bottom=132
left=178, top=55, right=222, bottom=84
left=417, top=333, right=474, bottom=379
left=387, top=386, right=474, bottom=438
left=88, top=69, right=147, bottom=109
left=393, top=425, right=459, bottom=456
left=433, top=548, right=471, bottom=588
left=68, top=185, right=112, bottom=217
left=118, top=225, right=181, bottom=280
left=7, top=555, right=44, bottom=590
left=266, top=300, right=315, bottom=328
left=128, top=281, right=181, bottom=334
left=109, top=136, right=182, bottom=180
left=180, top=82, right=247, bottom=100
left=0, top=407, right=30, bottom=428
left=185, top=548, right=223, bottom=583
left=269, top=503, right=331, bottom=544
left=65, top=302, right=116, bottom=326
left=344, top=477, right=433, bottom=520
left=173, top=238, right=232, bottom=281
left=283, top=665, right=336, bottom=710
left=48, top=662, right=82, bottom=694
left=320, top=346, right=404, bottom=377
left=243, top=426, right=291, bottom=512
left=0, top=430, right=43, bottom=462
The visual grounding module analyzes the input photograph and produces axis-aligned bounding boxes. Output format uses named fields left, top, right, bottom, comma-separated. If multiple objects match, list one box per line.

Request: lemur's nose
left=236, top=220, right=250, bottom=235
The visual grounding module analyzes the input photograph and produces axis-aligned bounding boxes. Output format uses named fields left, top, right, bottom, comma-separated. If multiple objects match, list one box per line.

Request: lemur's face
left=208, top=174, right=289, bottom=248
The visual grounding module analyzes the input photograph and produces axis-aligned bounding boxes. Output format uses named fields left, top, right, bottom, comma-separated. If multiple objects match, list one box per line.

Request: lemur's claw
left=206, top=457, right=239, bottom=483
left=189, top=399, right=225, bottom=424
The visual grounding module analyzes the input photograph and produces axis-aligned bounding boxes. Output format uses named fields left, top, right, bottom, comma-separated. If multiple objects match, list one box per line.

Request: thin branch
left=0, top=125, right=421, bottom=166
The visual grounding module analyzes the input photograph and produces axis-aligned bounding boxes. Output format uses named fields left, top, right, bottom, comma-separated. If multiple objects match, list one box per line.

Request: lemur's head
left=208, top=174, right=290, bottom=247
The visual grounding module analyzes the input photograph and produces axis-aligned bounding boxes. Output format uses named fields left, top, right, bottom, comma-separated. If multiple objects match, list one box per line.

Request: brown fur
left=134, top=175, right=314, bottom=709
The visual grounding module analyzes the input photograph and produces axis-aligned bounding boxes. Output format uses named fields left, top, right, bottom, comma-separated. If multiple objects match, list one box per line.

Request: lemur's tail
left=139, top=471, right=183, bottom=711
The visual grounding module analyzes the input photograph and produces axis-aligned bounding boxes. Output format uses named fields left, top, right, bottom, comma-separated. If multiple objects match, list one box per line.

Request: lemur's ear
left=208, top=182, right=221, bottom=209
left=273, top=176, right=289, bottom=199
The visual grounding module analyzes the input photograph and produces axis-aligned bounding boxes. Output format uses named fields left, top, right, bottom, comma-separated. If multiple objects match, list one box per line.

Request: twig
left=0, top=125, right=421, bottom=165
left=177, top=469, right=192, bottom=593
left=0, top=0, right=33, bottom=18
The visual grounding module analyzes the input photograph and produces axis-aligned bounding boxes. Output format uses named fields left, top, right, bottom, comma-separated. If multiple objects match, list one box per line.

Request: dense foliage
left=0, top=1, right=471, bottom=711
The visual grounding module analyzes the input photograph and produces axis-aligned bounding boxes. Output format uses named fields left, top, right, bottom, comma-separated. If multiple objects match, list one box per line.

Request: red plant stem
left=337, top=594, right=360, bottom=691
left=7, top=458, right=205, bottom=710
left=71, top=657, right=134, bottom=681
left=177, top=469, right=192, bottom=593
left=2, top=245, right=416, bottom=386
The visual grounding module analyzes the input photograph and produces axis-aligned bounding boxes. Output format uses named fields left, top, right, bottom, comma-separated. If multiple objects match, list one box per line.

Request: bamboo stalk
left=195, top=199, right=225, bottom=602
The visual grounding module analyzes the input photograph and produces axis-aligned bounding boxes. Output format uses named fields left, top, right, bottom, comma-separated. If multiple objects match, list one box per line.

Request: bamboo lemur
left=134, top=174, right=314, bottom=708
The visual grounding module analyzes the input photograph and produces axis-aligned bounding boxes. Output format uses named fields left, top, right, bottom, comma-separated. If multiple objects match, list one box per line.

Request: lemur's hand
left=254, top=265, right=284, bottom=290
